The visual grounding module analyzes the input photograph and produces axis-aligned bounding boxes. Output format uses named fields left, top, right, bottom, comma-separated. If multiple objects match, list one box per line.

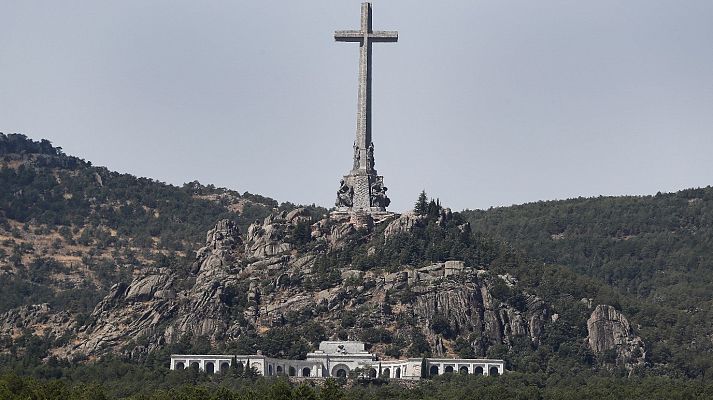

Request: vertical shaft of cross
left=357, top=2, right=372, bottom=171
left=335, top=2, right=397, bottom=174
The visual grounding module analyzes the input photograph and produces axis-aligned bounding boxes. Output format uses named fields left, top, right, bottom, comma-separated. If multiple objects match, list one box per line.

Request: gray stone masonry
left=334, top=2, right=396, bottom=213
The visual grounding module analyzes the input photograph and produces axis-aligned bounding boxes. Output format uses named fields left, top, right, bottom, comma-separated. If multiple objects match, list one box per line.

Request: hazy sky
left=2, top=1, right=712, bottom=212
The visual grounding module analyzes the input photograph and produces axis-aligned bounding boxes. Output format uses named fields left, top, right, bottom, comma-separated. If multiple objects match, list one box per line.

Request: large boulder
left=587, top=305, right=646, bottom=370
left=383, top=213, right=424, bottom=239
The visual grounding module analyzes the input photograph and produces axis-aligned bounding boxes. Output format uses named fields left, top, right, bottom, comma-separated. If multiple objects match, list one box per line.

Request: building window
left=429, top=365, right=439, bottom=376
left=489, top=366, right=500, bottom=376
left=382, top=368, right=390, bottom=378
left=175, top=362, right=185, bottom=370
left=220, top=362, right=230, bottom=373
left=289, top=366, right=296, bottom=376
left=395, top=367, right=401, bottom=379
left=205, top=362, right=215, bottom=374
left=474, top=366, right=484, bottom=375
left=302, top=367, right=311, bottom=377
left=444, top=366, right=454, bottom=374
left=459, top=366, right=469, bottom=374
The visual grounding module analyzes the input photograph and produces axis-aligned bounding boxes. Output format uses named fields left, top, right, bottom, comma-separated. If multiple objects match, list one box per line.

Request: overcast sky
left=1, top=1, right=712, bottom=212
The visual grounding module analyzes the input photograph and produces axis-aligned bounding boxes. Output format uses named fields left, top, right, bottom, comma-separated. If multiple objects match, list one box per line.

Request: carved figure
left=370, top=180, right=390, bottom=208
left=353, top=141, right=361, bottom=170
left=336, top=179, right=354, bottom=207
left=367, top=143, right=375, bottom=171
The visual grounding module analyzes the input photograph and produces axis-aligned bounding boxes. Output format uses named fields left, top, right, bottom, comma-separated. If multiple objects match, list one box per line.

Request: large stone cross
left=335, top=2, right=397, bottom=172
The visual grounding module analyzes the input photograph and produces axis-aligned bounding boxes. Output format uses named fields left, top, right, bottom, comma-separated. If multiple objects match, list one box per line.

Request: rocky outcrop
left=587, top=305, right=646, bottom=370
left=9, top=210, right=625, bottom=366
left=244, top=211, right=303, bottom=259
left=66, top=268, right=177, bottom=357
left=409, top=273, right=548, bottom=356
left=383, top=213, right=424, bottom=239
left=0, top=304, right=76, bottom=339
left=63, top=219, right=246, bottom=358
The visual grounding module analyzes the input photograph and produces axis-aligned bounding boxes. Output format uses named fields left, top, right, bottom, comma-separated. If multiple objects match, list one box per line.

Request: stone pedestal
left=336, top=170, right=389, bottom=213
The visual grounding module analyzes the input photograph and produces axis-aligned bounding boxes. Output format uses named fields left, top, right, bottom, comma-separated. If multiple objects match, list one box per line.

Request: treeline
left=2, top=368, right=713, bottom=400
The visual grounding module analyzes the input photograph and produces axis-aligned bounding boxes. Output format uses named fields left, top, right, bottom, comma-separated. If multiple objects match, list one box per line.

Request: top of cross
left=335, top=2, right=398, bottom=44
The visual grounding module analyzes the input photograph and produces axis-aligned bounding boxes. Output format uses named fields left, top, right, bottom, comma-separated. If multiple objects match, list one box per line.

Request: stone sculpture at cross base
left=332, top=2, right=396, bottom=222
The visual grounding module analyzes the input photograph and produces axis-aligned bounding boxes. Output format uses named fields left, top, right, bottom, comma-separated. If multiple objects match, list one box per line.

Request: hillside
left=462, top=192, right=713, bottom=374
left=1, top=133, right=713, bottom=398
left=0, top=133, right=325, bottom=316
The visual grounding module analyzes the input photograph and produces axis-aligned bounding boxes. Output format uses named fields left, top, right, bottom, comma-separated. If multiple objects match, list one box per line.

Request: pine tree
left=414, top=190, right=428, bottom=215
left=427, top=199, right=440, bottom=219
left=230, top=356, right=239, bottom=376
left=420, top=357, right=428, bottom=378
left=235, top=359, right=244, bottom=375
left=293, top=384, right=318, bottom=400
left=319, top=378, right=344, bottom=400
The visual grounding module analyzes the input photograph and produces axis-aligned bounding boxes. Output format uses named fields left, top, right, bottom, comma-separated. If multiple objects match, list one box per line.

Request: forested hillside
left=2, top=133, right=713, bottom=399
left=462, top=191, right=713, bottom=376
left=0, top=133, right=325, bottom=315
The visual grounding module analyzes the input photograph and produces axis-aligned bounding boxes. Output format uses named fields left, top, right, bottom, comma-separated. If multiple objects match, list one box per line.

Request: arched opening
left=474, top=366, right=484, bottom=376
left=205, top=362, right=214, bottom=374
left=459, top=366, right=468, bottom=374
left=489, top=366, right=499, bottom=376
left=444, top=366, right=454, bottom=374
left=382, top=368, right=390, bottom=378
left=175, top=362, right=185, bottom=370
left=395, top=367, right=401, bottom=378
left=190, top=362, right=200, bottom=371
left=268, top=364, right=273, bottom=376
left=429, top=365, right=439, bottom=376
left=220, top=362, right=230, bottom=373
left=302, top=367, right=311, bottom=377
left=332, top=364, right=349, bottom=378
left=369, top=368, right=377, bottom=378
left=276, top=366, right=283, bottom=375
left=289, top=366, right=296, bottom=376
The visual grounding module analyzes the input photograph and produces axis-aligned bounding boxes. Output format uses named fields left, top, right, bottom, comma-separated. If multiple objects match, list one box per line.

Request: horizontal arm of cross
left=334, top=30, right=362, bottom=42
left=334, top=30, right=399, bottom=43
left=370, top=31, right=398, bottom=42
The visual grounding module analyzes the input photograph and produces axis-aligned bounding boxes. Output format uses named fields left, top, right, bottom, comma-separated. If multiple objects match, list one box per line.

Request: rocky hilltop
left=5, top=134, right=707, bottom=377
left=1, top=205, right=645, bottom=371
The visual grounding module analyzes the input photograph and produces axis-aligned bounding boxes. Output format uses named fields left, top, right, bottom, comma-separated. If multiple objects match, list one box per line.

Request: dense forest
left=462, top=191, right=713, bottom=377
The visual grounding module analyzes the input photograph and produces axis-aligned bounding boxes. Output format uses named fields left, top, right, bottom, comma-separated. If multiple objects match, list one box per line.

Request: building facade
left=170, top=341, right=505, bottom=380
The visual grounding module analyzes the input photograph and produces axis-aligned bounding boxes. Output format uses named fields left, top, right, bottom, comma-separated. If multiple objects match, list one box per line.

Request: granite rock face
left=587, top=304, right=646, bottom=370
left=244, top=212, right=300, bottom=259
left=383, top=212, right=425, bottom=239
left=0, top=210, right=645, bottom=367
left=0, top=304, right=76, bottom=340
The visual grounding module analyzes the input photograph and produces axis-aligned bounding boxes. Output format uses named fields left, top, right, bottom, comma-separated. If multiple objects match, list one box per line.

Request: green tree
left=319, top=378, right=343, bottom=400
left=269, top=378, right=293, bottom=400
left=293, top=384, right=317, bottom=400
left=414, top=190, right=428, bottom=215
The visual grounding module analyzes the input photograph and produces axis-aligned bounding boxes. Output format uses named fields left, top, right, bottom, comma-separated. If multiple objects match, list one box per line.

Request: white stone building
left=170, top=341, right=505, bottom=380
